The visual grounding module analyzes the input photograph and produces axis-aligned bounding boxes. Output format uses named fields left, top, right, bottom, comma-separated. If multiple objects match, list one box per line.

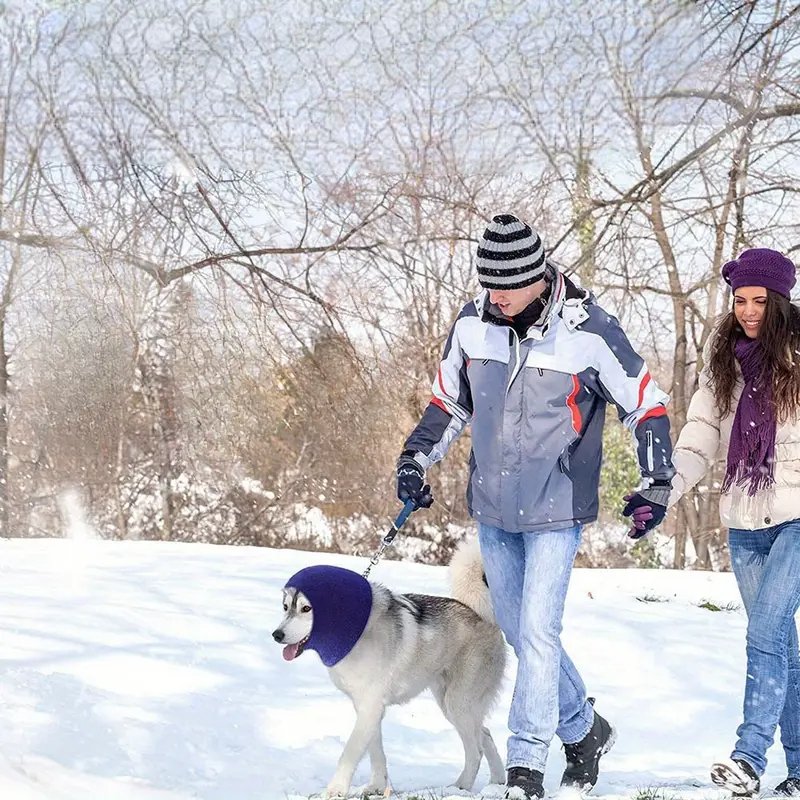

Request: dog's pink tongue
left=283, top=643, right=300, bottom=661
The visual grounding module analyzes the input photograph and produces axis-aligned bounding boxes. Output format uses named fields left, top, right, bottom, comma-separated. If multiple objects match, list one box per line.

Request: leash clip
left=362, top=498, right=418, bottom=578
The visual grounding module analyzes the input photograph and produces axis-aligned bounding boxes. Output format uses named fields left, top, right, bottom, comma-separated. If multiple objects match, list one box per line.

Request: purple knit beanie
left=722, top=248, right=796, bottom=299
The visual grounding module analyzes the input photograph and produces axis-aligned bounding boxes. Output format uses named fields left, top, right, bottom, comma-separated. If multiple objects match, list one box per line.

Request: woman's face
left=734, top=286, right=768, bottom=338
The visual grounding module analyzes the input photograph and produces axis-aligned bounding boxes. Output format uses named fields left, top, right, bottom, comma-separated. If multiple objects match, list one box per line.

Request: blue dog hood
left=284, top=565, right=373, bottom=667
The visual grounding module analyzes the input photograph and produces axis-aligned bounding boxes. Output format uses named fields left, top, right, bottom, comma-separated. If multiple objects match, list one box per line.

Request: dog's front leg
left=326, top=697, right=386, bottom=798
left=364, top=727, right=389, bottom=795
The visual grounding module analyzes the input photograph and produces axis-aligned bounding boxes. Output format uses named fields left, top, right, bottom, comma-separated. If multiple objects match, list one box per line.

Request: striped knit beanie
left=476, top=214, right=547, bottom=290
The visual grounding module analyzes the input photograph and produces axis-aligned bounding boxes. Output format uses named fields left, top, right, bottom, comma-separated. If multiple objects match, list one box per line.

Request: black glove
left=396, top=452, right=434, bottom=509
left=622, top=481, right=671, bottom=539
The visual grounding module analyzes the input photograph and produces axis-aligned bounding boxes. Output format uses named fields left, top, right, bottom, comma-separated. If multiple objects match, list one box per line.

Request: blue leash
left=362, top=498, right=418, bottom=578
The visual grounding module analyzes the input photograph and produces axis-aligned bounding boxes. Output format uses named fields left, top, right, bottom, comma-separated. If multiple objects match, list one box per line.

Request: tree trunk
left=0, top=319, right=8, bottom=536
left=573, top=148, right=597, bottom=285
left=638, top=144, right=696, bottom=566
left=673, top=502, right=687, bottom=569
left=134, top=280, right=187, bottom=540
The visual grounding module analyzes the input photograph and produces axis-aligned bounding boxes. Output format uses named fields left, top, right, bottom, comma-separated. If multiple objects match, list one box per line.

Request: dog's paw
left=325, top=778, right=352, bottom=798
left=361, top=778, right=390, bottom=797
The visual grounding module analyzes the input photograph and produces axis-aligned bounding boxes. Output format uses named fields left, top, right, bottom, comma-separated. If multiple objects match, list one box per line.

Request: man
left=395, top=214, right=675, bottom=799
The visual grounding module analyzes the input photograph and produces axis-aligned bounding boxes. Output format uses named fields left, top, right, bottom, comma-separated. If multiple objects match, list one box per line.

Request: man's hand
left=622, top=481, right=671, bottom=539
left=396, top=453, right=434, bottom=508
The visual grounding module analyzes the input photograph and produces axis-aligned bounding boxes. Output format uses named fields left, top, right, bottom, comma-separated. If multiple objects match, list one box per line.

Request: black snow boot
left=711, top=758, right=760, bottom=796
left=505, top=767, right=545, bottom=800
left=561, top=708, right=616, bottom=792
left=775, top=777, right=800, bottom=796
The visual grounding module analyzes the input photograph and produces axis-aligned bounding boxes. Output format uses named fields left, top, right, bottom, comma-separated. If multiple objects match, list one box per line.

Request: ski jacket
left=403, top=269, right=675, bottom=533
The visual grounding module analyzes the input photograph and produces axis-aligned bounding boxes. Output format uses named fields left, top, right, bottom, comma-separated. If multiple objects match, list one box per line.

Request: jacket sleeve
left=584, top=311, right=675, bottom=484
left=402, top=316, right=473, bottom=471
left=667, top=366, right=722, bottom=507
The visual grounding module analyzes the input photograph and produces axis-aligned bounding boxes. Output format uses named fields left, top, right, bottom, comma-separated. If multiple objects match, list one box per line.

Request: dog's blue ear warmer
left=284, top=565, right=373, bottom=667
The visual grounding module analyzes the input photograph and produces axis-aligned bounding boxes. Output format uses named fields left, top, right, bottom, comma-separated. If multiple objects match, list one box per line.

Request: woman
left=669, top=247, right=800, bottom=797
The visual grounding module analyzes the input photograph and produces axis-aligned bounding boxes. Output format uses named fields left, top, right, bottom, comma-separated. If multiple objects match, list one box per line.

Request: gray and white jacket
left=403, top=269, right=675, bottom=533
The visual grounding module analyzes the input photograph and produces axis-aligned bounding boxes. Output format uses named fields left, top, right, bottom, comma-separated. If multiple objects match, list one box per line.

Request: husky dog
left=272, top=538, right=506, bottom=797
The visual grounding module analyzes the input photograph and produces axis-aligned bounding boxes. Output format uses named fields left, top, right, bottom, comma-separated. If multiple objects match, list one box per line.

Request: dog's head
left=272, top=565, right=373, bottom=667
left=272, top=587, right=314, bottom=661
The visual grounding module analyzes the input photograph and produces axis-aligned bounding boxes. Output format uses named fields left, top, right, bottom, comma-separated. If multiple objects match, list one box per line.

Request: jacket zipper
left=506, top=329, right=523, bottom=394
left=646, top=430, right=655, bottom=472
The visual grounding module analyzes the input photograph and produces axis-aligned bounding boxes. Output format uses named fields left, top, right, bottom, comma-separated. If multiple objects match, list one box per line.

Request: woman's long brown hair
left=707, top=290, right=800, bottom=423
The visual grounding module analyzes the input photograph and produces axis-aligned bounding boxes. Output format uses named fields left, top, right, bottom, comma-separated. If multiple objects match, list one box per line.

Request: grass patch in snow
left=696, top=599, right=742, bottom=612
left=636, top=594, right=670, bottom=603
left=632, top=789, right=681, bottom=800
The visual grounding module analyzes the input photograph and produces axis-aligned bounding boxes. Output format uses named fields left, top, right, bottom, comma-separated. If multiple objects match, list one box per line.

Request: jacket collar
left=473, top=265, right=590, bottom=339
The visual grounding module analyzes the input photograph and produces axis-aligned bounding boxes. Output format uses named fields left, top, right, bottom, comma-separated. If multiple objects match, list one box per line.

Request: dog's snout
left=272, top=629, right=285, bottom=643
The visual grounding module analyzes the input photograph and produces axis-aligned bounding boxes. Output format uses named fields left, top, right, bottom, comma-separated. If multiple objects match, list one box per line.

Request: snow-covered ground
left=0, top=537, right=784, bottom=800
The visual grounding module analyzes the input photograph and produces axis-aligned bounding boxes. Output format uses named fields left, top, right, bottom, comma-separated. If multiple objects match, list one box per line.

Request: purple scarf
left=722, top=337, right=777, bottom=496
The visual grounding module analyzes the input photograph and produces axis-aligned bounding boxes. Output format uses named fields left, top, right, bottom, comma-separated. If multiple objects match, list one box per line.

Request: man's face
left=488, top=279, right=547, bottom=317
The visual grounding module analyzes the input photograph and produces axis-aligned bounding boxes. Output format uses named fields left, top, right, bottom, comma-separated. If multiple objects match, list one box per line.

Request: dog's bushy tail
left=449, top=536, right=496, bottom=624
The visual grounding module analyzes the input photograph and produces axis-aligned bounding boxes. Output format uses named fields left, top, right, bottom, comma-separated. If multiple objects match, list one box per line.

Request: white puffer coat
left=669, top=361, right=800, bottom=530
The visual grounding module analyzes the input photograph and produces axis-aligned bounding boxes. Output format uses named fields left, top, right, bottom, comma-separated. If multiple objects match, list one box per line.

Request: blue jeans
left=478, top=523, right=594, bottom=772
left=729, top=521, right=800, bottom=776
